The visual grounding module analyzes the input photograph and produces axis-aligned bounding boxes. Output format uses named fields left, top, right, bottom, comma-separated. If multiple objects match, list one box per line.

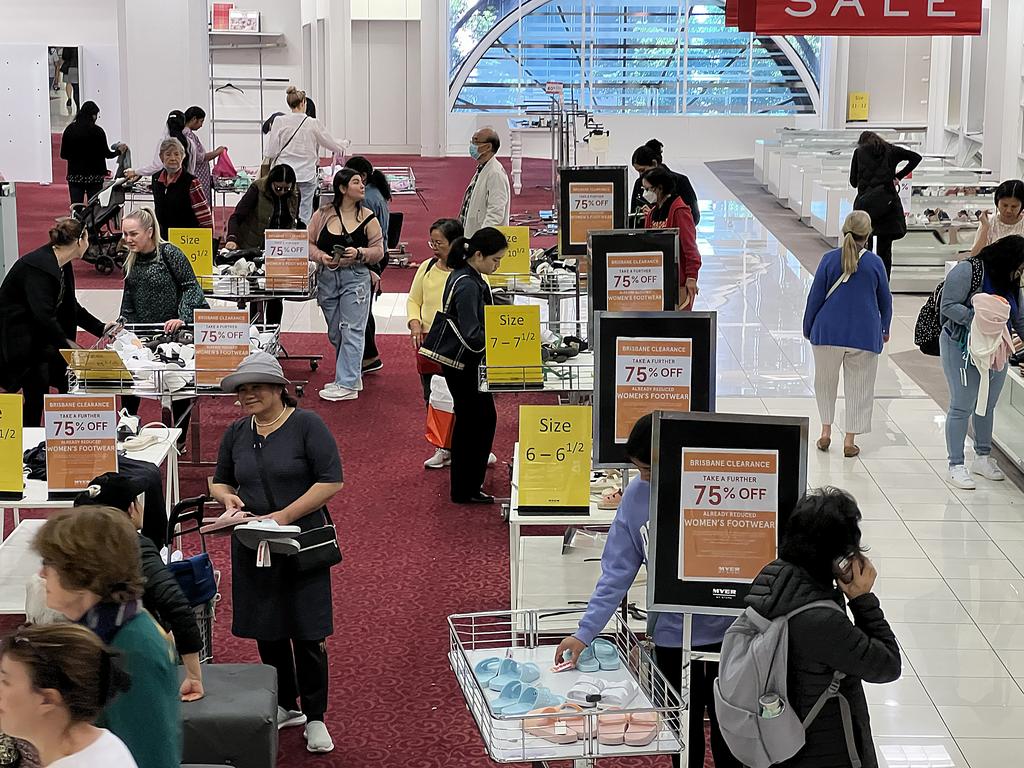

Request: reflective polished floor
left=79, top=162, right=1023, bottom=766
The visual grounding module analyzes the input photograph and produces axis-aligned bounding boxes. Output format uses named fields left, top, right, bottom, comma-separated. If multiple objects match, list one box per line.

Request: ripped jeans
left=318, top=265, right=371, bottom=390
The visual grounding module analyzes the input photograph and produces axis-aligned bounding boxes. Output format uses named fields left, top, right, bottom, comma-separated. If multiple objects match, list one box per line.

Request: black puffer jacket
left=746, top=560, right=901, bottom=768
left=849, top=145, right=921, bottom=237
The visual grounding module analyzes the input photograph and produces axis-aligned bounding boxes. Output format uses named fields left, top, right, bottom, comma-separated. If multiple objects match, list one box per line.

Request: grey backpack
left=713, top=600, right=862, bottom=768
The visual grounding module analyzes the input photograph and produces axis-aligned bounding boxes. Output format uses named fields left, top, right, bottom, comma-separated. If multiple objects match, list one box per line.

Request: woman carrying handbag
left=419, top=227, right=508, bottom=504
left=803, top=211, right=892, bottom=458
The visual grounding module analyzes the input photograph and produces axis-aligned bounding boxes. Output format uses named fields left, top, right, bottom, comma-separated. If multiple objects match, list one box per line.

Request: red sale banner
left=739, top=0, right=758, bottom=31
left=726, top=0, right=740, bottom=26
left=751, top=0, right=981, bottom=36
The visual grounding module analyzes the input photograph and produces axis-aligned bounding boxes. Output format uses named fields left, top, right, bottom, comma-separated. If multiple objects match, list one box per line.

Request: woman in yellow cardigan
left=408, top=218, right=463, bottom=468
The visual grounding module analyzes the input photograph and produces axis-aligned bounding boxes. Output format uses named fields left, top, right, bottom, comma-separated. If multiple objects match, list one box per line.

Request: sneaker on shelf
left=972, top=455, right=1005, bottom=481
left=319, top=386, right=358, bottom=402
left=304, top=720, right=334, bottom=753
left=362, top=359, right=384, bottom=374
left=277, top=707, right=307, bottom=730
left=424, top=448, right=451, bottom=469
left=487, top=452, right=497, bottom=466
left=948, top=464, right=976, bottom=490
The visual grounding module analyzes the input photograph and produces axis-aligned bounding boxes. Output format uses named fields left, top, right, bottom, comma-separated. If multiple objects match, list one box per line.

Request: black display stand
left=587, top=229, right=679, bottom=326
left=592, top=312, right=716, bottom=468
left=647, top=411, right=808, bottom=615
left=558, top=166, right=629, bottom=257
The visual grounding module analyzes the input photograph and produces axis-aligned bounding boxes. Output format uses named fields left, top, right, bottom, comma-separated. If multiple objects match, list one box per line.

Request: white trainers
left=319, top=386, right=358, bottom=401
left=277, top=706, right=307, bottom=730
left=487, top=452, right=497, bottom=466
left=304, top=720, right=334, bottom=753
left=948, top=464, right=976, bottom=490
left=424, top=448, right=451, bottom=468
left=972, top=455, right=1005, bottom=481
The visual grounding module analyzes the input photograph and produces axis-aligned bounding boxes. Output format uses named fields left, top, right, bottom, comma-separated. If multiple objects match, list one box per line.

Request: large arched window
left=449, top=1, right=819, bottom=115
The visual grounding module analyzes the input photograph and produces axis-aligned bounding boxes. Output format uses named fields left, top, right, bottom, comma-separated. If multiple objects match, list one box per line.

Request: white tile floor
left=77, top=161, right=1024, bottom=766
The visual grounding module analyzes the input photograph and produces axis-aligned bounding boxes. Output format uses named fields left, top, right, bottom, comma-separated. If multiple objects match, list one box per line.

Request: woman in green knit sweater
left=33, top=506, right=181, bottom=768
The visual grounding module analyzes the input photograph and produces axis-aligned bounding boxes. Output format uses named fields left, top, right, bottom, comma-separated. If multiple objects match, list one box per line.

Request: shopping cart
left=166, top=496, right=221, bottom=663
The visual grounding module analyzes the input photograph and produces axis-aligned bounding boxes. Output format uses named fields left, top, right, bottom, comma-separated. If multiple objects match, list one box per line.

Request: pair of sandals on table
left=525, top=703, right=660, bottom=747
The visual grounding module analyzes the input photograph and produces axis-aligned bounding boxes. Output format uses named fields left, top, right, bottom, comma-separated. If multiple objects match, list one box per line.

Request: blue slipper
left=503, top=686, right=564, bottom=716
left=488, top=659, right=541, bottom=691
left=473, top=657, right=502, bottom=684
left=492, top=680, right=525, bottom=713
left=593, top=638, right=621, bottom=671
left=576, top=644, right=600, bottom=673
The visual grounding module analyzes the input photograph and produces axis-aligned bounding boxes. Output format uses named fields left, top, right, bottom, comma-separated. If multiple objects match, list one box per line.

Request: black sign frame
left=586, top=229, right=680, bottom=331
left=558, top=166, right=629, bottom=257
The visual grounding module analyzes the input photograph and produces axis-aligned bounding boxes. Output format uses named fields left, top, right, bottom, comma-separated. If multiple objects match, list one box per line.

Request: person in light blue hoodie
left=555, top=415, right=740, bottom=768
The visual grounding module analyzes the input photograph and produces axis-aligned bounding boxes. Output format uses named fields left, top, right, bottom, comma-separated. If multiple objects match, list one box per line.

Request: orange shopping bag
left=425, top=375, right=455, bottom=449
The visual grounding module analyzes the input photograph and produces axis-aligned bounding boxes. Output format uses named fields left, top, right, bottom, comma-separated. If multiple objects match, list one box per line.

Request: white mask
left=642, top=189, right=658, bottom=204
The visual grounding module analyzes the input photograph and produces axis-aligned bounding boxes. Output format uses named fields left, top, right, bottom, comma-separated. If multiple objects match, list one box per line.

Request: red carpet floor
left=15, top=137, right=557, bottom=292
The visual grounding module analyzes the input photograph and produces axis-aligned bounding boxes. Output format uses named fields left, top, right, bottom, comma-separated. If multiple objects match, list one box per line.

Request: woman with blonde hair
left=265, top=86, right=348, bottom=223
left=803, top=211, right=892, bottom=458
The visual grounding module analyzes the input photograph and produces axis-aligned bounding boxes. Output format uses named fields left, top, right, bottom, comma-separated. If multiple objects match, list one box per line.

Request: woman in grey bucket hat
left=210, top=350, right=344, bottom=753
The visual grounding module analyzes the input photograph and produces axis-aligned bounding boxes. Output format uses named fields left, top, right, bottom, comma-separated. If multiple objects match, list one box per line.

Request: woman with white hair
left=149, top=137, right=213, bottom=239
left=803, top=210, right=892, bottom=458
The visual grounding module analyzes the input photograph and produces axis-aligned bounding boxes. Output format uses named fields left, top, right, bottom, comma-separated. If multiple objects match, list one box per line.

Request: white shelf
left=209, top=30, right=283, bottom=38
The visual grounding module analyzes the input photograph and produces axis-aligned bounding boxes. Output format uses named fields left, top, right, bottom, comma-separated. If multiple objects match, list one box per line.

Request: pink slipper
left=596, top=709, right=628, bottom=746
left=624, top=712, right=660, bottom=746
left=598, top=488, right=622, bottom=510
left=525, top=704, right=585, bottom=744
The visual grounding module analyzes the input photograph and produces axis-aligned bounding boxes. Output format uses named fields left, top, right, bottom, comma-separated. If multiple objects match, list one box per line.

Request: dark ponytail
left=447, top=227, right=509, bottom=270
left=344, top=156, right=393, bottom=202
left=49, top=217, right=84, bottom=246
left=631, top=139, right=664, bottom=167
left=166, top=110, right=190, bottom=168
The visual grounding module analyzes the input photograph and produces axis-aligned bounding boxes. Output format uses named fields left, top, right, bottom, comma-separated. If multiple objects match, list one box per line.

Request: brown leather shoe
left=816, top=437, right=831, bottom=452
left=844, top=445, right=860, bottom=458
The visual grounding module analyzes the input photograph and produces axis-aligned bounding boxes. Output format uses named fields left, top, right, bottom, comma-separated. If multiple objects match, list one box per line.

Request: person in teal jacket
left=33, top=506, right=181, bottom=768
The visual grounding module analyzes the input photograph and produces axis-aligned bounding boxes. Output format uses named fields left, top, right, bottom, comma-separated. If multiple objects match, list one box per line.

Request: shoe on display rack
left=277, top=707, right=307, bottom=729
left=972, top=455, right=1005, bottom=481
left=319, top=386, right=358, bottom=402
left=424, top=448, right=451, bottom=469
left=948, top=464, right=976, bottom=490
left=304, top=720, right=334, bottom=753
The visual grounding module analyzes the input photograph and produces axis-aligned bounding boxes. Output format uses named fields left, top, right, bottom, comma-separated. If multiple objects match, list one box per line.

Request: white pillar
left=419, top=0, right=447, bottom=156
left=982, top=0, right=1023, bottom=178
left=818, top=36, right=849, bottom=129
left=926, top=36, right=952, bottom=155
left=325, top=0, right=353, bottom=145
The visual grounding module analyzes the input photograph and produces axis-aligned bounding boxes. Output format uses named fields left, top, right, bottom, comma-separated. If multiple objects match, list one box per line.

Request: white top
left=982, top=212, right=1024, bottom=246
left=265, top=113, right=347, bottom=183
left=49, top=729, right=139, bottom=768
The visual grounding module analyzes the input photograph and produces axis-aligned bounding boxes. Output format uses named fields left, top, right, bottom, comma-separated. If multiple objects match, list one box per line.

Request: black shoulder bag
left=251, top=418, right=342, bottom=573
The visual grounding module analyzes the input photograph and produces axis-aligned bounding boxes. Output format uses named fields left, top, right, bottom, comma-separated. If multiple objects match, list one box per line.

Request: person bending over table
left=75, top=473, right=205, bottom=703
left=224, top=163, right=302, bottom=326
left=119, top=207, right=208, bottom=453
left=33, top=506, right=181, bottom=768
left=0, top=217, right=112, bottom=426
left=209, top=351, right=343, bottom=754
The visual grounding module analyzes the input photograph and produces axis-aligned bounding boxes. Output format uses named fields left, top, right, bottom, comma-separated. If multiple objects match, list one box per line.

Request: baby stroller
left=72, top=176, right=131, bottom=275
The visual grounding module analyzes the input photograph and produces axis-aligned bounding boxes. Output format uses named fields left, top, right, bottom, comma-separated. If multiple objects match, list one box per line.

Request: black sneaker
left=361, top=359, right=384, bottom=374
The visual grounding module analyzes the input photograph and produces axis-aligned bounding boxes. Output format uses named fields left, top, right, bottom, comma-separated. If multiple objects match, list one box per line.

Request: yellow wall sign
left=848, top=91, right=869, bottom=122
left=168, top=227, right=214, bottom=287
left=484, top=305, right=542, bottom=386
left=0, top=394, right=24, bottom=499
left=518, top=405, right=592, bottom=514
left=493, top=226, right=531, bottom=289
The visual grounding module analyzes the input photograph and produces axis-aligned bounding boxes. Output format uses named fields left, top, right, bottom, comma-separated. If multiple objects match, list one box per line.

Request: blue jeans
left=318, top=266, right=370, bottom=390
left=940, top=330, right=1008, bottom=466
left=297, top=178, right=317, bottom=224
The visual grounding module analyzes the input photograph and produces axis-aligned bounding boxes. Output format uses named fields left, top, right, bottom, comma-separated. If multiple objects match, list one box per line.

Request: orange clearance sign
left=614, top=338, right=691, bottom=443
left=678, top=448, right=779, bottom=583
left=568, top=182, right=614, bottom=245
left=744, top=0, right=981, bottom=36
left=264, top=230, right=310, bottom=291
left=43, top=395, right=118, bottom=493
left=606, top=251, right=665, bottom=312
left=194, top=309, right=251, bottom=386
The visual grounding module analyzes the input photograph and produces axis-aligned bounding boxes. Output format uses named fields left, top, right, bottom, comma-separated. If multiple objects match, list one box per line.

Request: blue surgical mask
left=469, top=143, right=481, bottom=160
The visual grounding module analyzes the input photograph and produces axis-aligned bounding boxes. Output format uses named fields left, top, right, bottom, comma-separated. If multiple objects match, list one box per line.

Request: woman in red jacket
left=642, top=166, right=701, bottom=309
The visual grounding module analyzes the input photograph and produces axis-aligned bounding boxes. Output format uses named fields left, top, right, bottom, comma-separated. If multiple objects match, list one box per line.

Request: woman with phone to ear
left=746, top=488, right=901, bottom=768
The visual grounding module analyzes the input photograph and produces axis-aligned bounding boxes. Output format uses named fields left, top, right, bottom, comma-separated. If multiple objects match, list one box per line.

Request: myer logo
left=712, top=588, right=737, bottom=600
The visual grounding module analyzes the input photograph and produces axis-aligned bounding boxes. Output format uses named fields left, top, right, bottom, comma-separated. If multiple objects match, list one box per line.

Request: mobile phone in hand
left=833, top=556, right=855, bottom=584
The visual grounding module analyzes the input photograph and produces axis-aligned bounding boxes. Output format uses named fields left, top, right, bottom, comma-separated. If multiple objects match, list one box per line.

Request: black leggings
left=442, top=361, right=496, bottom=501
left=873, top=235, right=895, bottom=280
left=257, top=638, right=329, bottom=721
left=363, top=289, right=379, bottom=362
left=68, top=181, right=102, bottom=207
left=655, top=644, right=743, bottom=768
left=20, top=356, right=69, bottom=427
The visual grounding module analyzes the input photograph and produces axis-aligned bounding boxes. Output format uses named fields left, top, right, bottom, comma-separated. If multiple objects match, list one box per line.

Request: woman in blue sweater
left=555, top=415, right=739, bottom=768
left=803, top=211, right=892, bottom=458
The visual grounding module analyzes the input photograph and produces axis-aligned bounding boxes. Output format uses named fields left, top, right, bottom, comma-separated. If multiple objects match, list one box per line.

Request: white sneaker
left=972, top=455, right=1005, bottom=481
left=304, top=720, right=334, bottom=753
left=319, top=386, right=358, bottom=401
left=277, top=706, right=307, bottom=730
left=424, top=448, right=451, bottom=468
left=487, top=452, right=497, bottom=466
left=948, top=464, right=976, bottom=490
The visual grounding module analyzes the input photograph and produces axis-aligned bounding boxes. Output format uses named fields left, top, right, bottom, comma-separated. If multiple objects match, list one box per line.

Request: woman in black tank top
left=307, top=169, right=385, bottom=401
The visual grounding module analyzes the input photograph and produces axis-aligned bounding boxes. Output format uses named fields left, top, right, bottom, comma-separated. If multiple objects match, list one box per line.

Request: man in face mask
left=459, top=127, right=511, bottom=237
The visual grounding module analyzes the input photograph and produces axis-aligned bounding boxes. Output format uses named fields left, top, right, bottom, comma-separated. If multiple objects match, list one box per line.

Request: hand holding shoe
left=554, top=636, right=586, bottom=667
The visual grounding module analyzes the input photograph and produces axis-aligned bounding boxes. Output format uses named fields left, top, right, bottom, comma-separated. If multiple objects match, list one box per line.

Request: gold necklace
left=254, top=406, right=289, bottom=428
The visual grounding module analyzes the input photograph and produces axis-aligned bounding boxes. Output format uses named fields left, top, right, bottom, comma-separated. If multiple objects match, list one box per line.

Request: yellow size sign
left=0, top=395, right=24, bottom=499
left=169, top=227, right=214, bottom=288
left=492, top=226, right=531, bottom=289
left=848, top=91, right=869, bottom=122
left=484, top=305, right=542, bottom=386
left=518, top=405, right=592, bottom=513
